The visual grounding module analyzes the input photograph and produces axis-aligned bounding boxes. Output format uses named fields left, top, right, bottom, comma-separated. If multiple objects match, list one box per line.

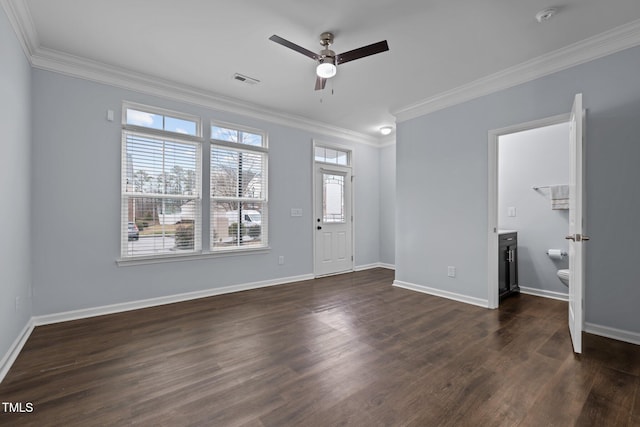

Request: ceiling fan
left=269, top=32, right=389, bottom=90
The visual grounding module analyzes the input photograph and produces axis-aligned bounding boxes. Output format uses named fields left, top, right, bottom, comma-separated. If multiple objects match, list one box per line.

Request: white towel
left=550, top=185, right=570, bottom=210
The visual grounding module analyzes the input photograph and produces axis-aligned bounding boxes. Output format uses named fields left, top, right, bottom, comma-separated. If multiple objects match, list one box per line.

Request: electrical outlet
left=447, top=266, right=456, bottom=278
left=278, top=256, right=284, bottom=265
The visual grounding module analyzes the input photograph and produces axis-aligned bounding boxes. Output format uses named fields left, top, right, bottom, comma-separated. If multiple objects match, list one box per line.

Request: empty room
left=1, top=1, right=639, bottom=425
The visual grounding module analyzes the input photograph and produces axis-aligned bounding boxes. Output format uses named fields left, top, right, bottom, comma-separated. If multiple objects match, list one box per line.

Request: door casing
left=312, top=141, right=355, bottom=277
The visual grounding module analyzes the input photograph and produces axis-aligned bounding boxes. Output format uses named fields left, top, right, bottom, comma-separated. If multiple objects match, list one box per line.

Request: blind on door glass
left=122, top=131, right=201, bottom=258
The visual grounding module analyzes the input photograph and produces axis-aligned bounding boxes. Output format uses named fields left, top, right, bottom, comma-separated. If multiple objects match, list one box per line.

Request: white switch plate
left=291, top=208, right=302, bottom=217
left=507, top=207, right=517, bottom=217
left=278, top=256, right=284, bottom=265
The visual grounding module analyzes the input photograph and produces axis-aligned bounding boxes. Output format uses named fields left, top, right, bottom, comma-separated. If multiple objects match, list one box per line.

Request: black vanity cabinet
left=499, top=231, right=519, bottom=300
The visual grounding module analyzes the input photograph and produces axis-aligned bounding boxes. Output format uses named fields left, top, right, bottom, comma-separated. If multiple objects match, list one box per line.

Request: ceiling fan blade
left=269, top=35, right=319, bottom=60
left=315, top=76, right=327, bottom=91
left=336, top=40, right=389, bottom=65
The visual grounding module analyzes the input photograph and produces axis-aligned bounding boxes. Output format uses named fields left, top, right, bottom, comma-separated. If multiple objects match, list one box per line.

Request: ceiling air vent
left=233, top=73, right=260, bottom=85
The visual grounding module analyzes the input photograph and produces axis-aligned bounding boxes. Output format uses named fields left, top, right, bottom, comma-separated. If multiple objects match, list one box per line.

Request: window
left=315, top=146, right=349, bottom=165
left=323, top=173, right=345, bottom=223
left=210, top=123, right=268, bottom=251
left=121, top=104, right=202, bottom=259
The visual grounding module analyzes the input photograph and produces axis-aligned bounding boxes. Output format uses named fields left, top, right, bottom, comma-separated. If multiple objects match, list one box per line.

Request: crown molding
left=393, top=18, right=640, bottom=123
left=0, top=0, right=38, bottom=59
left=379, top=135, right=396, bottom=147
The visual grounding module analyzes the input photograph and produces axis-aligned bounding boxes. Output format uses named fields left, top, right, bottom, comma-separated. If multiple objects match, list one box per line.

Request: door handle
left=317, top=226, right=322, bottom=230
left=565, top=234, right=590, bottom=242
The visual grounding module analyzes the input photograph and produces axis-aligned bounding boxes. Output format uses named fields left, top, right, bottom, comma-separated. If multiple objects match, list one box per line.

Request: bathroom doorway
left=487, top=94, right=589, bottom=353
left=488, top=114, right=570, bottom=308
left=497, top=121, right=571, bottom=301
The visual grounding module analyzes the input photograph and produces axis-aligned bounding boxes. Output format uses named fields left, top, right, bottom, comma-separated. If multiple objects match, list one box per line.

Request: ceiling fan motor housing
left=320, top=48, right=336, bottom=62
left=320, top=32, right=334, bottom=47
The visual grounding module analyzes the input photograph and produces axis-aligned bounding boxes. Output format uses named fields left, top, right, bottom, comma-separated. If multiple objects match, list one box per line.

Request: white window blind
left=210, top=124, right=268, bottom=251
left=121, top=105, right=202, bottom=259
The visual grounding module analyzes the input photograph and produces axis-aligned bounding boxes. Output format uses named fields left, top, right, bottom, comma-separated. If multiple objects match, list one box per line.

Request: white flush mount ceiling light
left=535, top=8, right=557, bottom=23
left=379, top=126, right=393, bottom=135
left=316, top=56, right=337, bottom=78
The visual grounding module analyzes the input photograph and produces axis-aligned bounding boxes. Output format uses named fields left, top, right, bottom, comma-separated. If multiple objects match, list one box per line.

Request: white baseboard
left=585, top=322, right=640, bottom=346
left=519, top=286, right=569, bottom=301
left=0, top=319, right=35, bottom=384
left=33, top=273, right=315, bottom=327
left=393, top=280, right=488, bottom=308
left=354, top=262, right=396, bottom=271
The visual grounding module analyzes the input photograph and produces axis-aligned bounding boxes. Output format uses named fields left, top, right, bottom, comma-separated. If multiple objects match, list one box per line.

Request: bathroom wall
left=498, top=122, right=570, bottom=297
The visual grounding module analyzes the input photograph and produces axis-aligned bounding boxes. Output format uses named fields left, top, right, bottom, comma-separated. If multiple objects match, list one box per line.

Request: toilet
left=557, top=269, right=569, bottom=287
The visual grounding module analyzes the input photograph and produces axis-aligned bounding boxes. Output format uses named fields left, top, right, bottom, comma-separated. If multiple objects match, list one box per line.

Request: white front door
left=568, top=93, right=587, bottom=354
left=314, top=164, right=353, bottom=276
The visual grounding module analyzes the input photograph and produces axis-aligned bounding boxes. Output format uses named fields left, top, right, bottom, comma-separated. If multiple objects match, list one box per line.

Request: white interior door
left=314, top=164, right=353, bottom=276
left=568, top=93, right=587, bottom=353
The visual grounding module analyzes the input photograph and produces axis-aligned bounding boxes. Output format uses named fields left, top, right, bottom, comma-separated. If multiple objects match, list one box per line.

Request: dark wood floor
left=1, top=268, right=638, bottom=426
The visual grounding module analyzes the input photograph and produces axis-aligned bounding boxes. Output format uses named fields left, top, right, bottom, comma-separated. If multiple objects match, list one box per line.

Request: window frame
left=210, top=120, right=269, bottom=253
left=119, top=103, right=204, bottom=262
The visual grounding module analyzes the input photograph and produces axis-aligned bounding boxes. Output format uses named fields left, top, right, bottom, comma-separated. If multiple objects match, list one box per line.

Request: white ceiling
left=9, top=0, right=640, bottom=140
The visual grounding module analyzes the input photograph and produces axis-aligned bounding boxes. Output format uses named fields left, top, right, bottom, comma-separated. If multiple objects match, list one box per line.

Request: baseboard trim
left=0, top=319, right=35, bottom=384
left=519, top=286, right=569, bottom=302
left=393, top=280, right=488, bottom=308
left=354, top=262, right=396, bottom=271
left=33, top=273, right=315, bottom=327
left=585, top=322, right=640, bottom=346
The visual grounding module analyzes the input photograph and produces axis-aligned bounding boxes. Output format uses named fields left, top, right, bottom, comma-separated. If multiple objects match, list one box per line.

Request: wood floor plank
left=0, top=268, right=638, bottom=426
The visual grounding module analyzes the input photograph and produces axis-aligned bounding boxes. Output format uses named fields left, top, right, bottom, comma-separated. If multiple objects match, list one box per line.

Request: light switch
left=291, top=208, right=302, bottom=217
left=507, top=207, right=517, bottom=217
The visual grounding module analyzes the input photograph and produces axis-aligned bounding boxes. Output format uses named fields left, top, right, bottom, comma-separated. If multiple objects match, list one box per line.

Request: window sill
left=116, top=247, right=271, bottom=267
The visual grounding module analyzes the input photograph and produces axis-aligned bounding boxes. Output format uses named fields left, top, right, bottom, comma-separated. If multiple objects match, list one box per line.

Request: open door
left=567, top=93, right=588, bottom=353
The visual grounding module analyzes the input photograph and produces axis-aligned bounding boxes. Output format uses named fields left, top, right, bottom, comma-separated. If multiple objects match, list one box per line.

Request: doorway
left=497, top=121, right=571, bottom=301
left=488, top=112, right=569, bottom=307
left=488, top=94, right=587, bottom=353
left=313, top=143, right=354, bottom=277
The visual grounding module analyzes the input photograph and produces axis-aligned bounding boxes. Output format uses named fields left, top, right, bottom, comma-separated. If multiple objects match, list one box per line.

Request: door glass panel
left=323, top=173, right=345, bottom=223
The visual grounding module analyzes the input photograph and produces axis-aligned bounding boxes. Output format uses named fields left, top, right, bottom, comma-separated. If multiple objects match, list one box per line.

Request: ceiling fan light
left=316, top=58, right=337, bottom=78
left=379, top=126, right=393, bottom=135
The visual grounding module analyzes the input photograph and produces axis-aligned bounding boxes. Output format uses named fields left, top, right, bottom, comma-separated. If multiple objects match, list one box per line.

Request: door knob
left=317, top=226, right=322, bottom=230
left=565, top=235, right=575, bottom=241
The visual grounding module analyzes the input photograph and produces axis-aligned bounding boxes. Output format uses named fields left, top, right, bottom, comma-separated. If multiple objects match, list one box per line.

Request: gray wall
left=379, top=143, right=396, bottom=266
left=499, top=123, right=570, bottom=295
left=0, top=8, right=33, bottom=361
left=31, top=69, right=382, bottom=315
left=396, top=45, right=640, bottom=334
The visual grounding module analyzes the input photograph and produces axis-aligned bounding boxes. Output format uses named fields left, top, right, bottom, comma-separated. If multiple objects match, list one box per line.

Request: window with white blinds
left=121, top=104, right=202, bottom=259
left=210, top=123, right=268, bottom=251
